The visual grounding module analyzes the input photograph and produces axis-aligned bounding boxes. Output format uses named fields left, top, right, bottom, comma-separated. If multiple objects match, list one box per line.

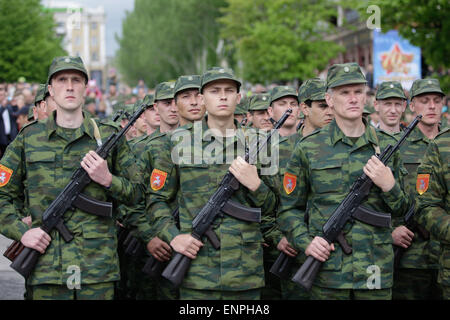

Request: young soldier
left=416, top=128, right=450, bottom=300
left=298, top=78, right=334, bottom=137
left=373, top=81, right=407, bottom=134
left=174, top=75, right=204, bottom=127
left=248, top=93, right=273, bottom=131
left=153, top=81, right=179, bottom=134
left=391, top=79, right=445, bottom=300
left=32, top=84, right=50, bottom=121
left=234, top=96, right=249, bottom=125
left=0, top=56, right=141, bottom=300
left=147, top=67, right=280, bottom=300
left=278, top=63, right=411, bottom=300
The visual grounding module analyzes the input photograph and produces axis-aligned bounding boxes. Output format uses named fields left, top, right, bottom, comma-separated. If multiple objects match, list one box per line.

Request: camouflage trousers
left=393, top=268, right=442, bottom=300
left=180, top=287, right=261, bottom=300
left=310, top=286, right=392, bottom=300
left=28, top=282, right=114, bottom=300
left=442, top=286, right=450, bottom=300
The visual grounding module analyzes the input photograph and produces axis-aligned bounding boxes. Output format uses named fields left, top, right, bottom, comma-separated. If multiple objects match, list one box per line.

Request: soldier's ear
left=373, top=100, right=379, bottom=113
left=48, top=85, right=54, bottom=97
left=236, top=92, right=242, bottom=105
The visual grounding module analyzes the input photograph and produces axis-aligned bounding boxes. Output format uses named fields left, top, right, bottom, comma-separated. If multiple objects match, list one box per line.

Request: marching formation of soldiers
left=0, top=56, right=448, bottom=301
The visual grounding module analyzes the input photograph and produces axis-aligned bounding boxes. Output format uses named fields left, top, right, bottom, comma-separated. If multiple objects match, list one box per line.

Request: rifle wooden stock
left=3, top=240, right=25, bottom=262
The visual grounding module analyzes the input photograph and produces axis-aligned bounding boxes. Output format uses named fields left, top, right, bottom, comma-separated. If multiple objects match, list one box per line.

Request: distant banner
left=373, top=29, right=421, bottom=90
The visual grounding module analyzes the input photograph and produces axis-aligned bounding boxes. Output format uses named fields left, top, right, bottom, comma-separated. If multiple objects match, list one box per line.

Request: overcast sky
left=44, top=0, right=135, bottom=57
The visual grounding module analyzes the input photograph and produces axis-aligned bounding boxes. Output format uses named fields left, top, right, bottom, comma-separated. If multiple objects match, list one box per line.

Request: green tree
left=356, top=0, right=449, bottom=92
left=219, top=0, right=345, bottom=84
left=116, top=0, right=227, bottom=87
left=0, top=0, right=66, bottom=83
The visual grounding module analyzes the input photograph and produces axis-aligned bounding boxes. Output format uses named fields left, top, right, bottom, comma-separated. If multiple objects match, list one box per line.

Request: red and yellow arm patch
left=0, top=164, right=13, bottom=188
left=283, top=172, right=297, bottom=195
left=150, top=168, right=168, bottom=191
left=416, top=174, right=430, bottom=195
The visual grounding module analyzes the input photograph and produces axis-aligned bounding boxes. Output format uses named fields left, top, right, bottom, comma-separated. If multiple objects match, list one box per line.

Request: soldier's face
left=374, top=98, right=406, bottom=127
left=48, top=70, right=87, bottom=112
left=251, top=110, right=272, bottom=131
left=269, top=96, right=300, bottom=128
left=176, top=89, right=205, bottom=122
left=326, top=84, right=366, bottom=121
left=144, top=106, right=160, bottom=130
left=302, top=100, right=334, bottom=129
left=200, top=80, right=241, bottom=119
left=155, top=99, right=179, bottom=126
left=410, top=93, right=443, bottom=126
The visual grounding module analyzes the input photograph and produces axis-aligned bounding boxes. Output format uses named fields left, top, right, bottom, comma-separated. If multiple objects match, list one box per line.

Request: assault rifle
left=7, top=97, right=152, bottom=279
left=289, top=115, right=422, bottom=290
left=161, top=109, right=293, bottom=288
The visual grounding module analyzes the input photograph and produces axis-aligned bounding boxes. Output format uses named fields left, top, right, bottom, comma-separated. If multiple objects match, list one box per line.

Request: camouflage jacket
left=278, top=119, right=411, bottom=289
left=148, top=118, right=280, bottom=291
left=417, top=128, right=450, bottom=286
left=388, top=126, right=441, bottom=269
left=0, top=111, right=142, bottom=285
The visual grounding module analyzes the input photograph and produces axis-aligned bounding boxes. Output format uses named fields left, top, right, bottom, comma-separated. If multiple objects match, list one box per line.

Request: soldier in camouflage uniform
left=298, top=78, right=333, bottom=137
left=148, top=67, right=280, bottom=300
left=389, top=79, right=445, bottom=300
left=153, top=81, right=179, bottom=134
left=234, top=96, right=249, bottom=126
left=0, top=56, right=141, bottom=300
left=248, top=93, right=273, bottom=131
left=278, top=63, right=412, bottom=300
left=373, top=81, right=407, bottom=134
left=174, top=75, right=204, bottom=127
left=31, top=84, right=49, bottom=121
left=263, top=85, right=309, bottom=300
left=416, top=128, right=450, bottom=299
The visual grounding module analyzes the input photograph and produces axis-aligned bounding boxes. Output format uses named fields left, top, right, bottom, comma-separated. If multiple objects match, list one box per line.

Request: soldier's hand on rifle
left=392, top=226, right=414, bottom=248
left=363, top=155, right=396, bottom=192
left=80, top=150, right=113, bottom=188
left=21, top=228, right=51, bottom=254
left=229, top=156, right=261, bottom=192
left=277, top=237, right=298, bottom=257
left=170, top=234, right=204, bottom=259
left=305, top=236, right=335, bottom=262
left=147, top=236, right=172, bottom=262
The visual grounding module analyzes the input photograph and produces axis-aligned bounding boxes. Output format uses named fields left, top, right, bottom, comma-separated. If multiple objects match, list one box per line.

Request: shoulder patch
left=283, top=172, right=297, bottom=194
left=0, top=164, right=13, bottom=187
left=416, top=174, right=430, bottom=195
left=150, top=168, right=168, bottom=191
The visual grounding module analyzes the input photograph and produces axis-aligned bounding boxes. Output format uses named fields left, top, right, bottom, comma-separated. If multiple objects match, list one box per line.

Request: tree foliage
left=219, top=0, right=345, bottom=84
left=356, top=0, right=449, bottom=92
left=0, top=0, right=66, bottom=83
left=116, top=0, right=227, bottom=87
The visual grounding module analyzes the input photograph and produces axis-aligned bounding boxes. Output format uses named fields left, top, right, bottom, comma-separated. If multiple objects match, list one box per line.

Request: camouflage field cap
left=363, top=103, right=376, bottom=115
left=134, top=94, right=154, bottom=111
left=235, top=96, right=249, bottom=115
left=200, top=67, right=241, bottom=93
left=47, top=56, right=89, bottom=84
left=410, top=78, right=445, bottom=99
left=27, top=106, right=34, bottom=121
left=326, top=62, right=367, bottom=90
left=298, top=78, right=326, bottom=103
left=174, top=75, right=201, bottom=96
left=376, top=81, right=406, bottom=100
left=155, top=81, right=175, bottom=101
left=248, top=93, right=270, bottom=111
left=34, top=83, right=49, bottom=105
left=269, top=85, right=297, bottom=105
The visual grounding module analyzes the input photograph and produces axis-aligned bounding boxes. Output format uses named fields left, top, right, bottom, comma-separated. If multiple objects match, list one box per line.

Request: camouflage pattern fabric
left=269, top=86, right=297, bottom=105
left=180, top=287, right=260, bottom=300
left=47, top=56, right=89, bottom=84
left=34, top=83, right=49, bottom=105
left=248, top=94, right=270, bottom=111
left=174, top=75, right=201, bottom=97
left=393, top=268, right=441, bottom=300
left=200, top=67, right=241, bottom=93
left=298, top=78, right=326, bottom=103
left=325, top=62, right=367, bottom=89
left=155, top=81, right=175, bottom=101
left=28, top=282, right=114, bottom=300
left=410, top=78, right=445, bottom=99
left=375, top=81, right=406, bottom=100
left=417, top=128, right=450, bottom=299
left=310, top=286, right=392, bottom=300
left=0, top=110, right=142, bottom=286
left=235, top=96, right=249, bottom=115
left=278, top=119, right=412, bottom=290
left=148, top=118, right=280, bottom=292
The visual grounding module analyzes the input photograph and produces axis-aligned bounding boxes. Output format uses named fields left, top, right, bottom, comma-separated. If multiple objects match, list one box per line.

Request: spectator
left=0, top=83, right=18, bottom=157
